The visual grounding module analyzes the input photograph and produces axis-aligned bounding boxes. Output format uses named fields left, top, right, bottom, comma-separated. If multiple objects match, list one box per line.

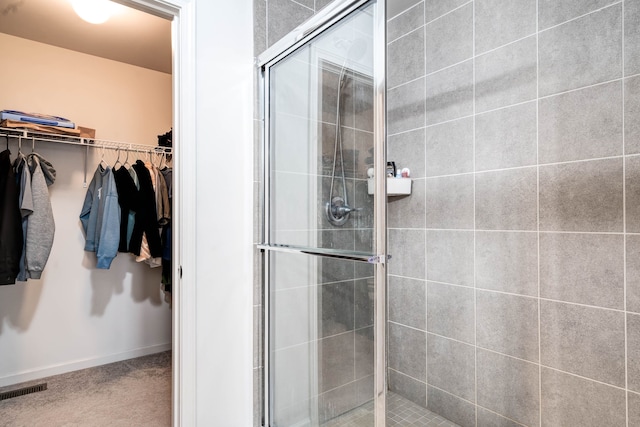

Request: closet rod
left=0, top=127, right=173, bottom=155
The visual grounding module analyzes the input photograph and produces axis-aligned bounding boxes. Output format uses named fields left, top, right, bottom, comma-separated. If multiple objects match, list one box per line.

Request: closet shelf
left=0, top=127, right=172, bottom=154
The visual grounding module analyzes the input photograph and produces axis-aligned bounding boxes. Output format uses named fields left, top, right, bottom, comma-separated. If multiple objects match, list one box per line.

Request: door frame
left=117, top=0, right=197, bottom=425
left=258, top=0, right=387, bottom=424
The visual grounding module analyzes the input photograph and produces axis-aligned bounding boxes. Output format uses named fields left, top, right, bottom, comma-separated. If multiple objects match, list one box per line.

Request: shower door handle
left=367, top=254, right=391, bottom=264
left=257, top=243, right=376, bottom=263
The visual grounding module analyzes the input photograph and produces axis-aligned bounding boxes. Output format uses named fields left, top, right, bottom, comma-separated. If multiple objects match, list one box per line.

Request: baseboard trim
left=0, top=343, right=172, bottom=388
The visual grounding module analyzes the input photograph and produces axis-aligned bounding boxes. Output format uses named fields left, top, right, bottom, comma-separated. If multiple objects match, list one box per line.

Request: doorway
left=0, top=0, right=196, bottom=424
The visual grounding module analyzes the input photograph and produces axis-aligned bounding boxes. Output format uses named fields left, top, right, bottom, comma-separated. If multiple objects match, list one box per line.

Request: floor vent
left=0, top=383, right=48, bottom=401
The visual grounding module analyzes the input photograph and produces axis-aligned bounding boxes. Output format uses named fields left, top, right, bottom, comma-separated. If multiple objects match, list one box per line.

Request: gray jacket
left=13, top=153, right=31, bottom=282
left=25, top=153, right=56, bottom=279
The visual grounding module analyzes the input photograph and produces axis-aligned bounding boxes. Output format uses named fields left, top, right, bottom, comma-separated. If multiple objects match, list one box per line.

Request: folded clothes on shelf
left=0, top=110, right=76, bottom=129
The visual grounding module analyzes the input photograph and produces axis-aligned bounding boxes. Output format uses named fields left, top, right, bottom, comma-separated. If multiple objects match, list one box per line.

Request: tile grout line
left=472, top=0, right=478, bottom=424
left=387, top=367, right=427, bottom=387
left=486, top=152, right=625, bottom=170
left=536, top=0, right=543, bottom=424
left=389, top=227, right=640, bottom=236
left=387, top=0, right=424, bottom=21
left=387, top=23, right=425, bottom=45
left=290, top=0, right=314, bottom=12
left=387, top=125, right=428, bottom=138
left=537, top=75, right=624, bottom=101
left=475, top=31, right=538, bottom=59
left=381, top=154, right=629, bottom=181
left=353, top=261, right=356, bottom=395
left=425, top=0, right=473, bottom=26
left=388, top=320, right=425, bottom=335
left=538, top=0, right=622, bottom=34
left=426, top=384, right=527, bottom=427
left=423, top=1, right=429, bottom=410
left=623, top=1, right=629, bottom=425
left=475, top=98, right=538, bottom=117
left=396, top=276, right=633, bottom=314
left=542, top=364, right=629, bottom=392
left=389, top=73, right=633, bottom=117
left=265, top=0, right=268, bottom=53
left=387, top=74, right=425, bottom=92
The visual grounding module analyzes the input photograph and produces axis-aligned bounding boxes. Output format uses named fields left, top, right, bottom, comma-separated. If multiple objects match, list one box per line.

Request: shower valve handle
left=332, top=205, right=361, bottom=216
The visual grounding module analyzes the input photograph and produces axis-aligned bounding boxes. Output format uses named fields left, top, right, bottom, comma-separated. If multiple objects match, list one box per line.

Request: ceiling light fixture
left=69, top=0, right=122, bottom=25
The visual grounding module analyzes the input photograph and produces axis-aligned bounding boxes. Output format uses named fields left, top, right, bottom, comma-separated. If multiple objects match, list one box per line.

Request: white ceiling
left=0, top=0, right=172, bottom=74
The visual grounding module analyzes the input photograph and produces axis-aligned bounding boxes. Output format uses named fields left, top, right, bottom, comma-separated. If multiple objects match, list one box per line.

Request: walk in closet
left=0, top=0, right=174, bottom=407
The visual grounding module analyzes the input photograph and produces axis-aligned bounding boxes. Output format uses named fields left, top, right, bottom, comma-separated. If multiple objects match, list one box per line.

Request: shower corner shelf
left=367, top=177, right=412, bottom=196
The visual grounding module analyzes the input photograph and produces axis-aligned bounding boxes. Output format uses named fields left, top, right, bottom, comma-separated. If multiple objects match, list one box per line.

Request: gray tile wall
left=256, top=0, right=640, bottom=426
left=387, top=0, right=640, bottom=426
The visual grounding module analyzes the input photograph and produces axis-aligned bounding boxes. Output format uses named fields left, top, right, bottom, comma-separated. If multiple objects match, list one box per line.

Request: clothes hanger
left=31, top=136, right=36, bottom=153
left=123, top=149, right=131, bottom=169
left=99, top=144, right=108, bottom=169
left=113, top=147, right=122, bottom=169
left=17, top=136, right=22, bottom=156
left=153, top=151, right=162, bottom=168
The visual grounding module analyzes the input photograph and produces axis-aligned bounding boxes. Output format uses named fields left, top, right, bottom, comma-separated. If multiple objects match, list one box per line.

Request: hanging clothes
left=160, top=166, right=172, bottom=301
left=126, top=166, right=140, bottom=247
left=13, top=152, right=32, bottom=282
left=80, top=164, right=120, bottom=269
left=135, top=162, right=165, bottom=267
left=151, top=163, right=170, bottom=227
left=113, top=166, right=139, bottom=252
left=160, top=167, right=172, bottom=202
left=129, top=160, right=162, bottom=258
left=24, top=153, right=56, bottom=279
left=0, top=149, right=23, bottom=285
left=161, top=219, right=172, bottom=301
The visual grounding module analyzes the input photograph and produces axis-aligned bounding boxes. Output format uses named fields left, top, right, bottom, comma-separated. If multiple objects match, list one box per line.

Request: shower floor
left=322, top=392, right=460, bottom=427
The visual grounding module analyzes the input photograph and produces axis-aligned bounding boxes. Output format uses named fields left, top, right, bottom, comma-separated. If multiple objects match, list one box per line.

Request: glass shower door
left=260, top=1, right=385, bottom=425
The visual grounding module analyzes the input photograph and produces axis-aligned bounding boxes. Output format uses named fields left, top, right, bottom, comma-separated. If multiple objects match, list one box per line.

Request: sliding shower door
left=259, top=1, right=385, bottom=425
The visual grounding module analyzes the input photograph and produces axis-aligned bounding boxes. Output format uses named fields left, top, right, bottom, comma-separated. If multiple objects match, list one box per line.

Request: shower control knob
left=325, top=196, right=360, bottom=226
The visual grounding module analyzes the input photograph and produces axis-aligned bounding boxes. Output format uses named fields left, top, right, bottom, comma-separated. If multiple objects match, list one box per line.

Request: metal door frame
left=258, top=0, right=387, bottom=425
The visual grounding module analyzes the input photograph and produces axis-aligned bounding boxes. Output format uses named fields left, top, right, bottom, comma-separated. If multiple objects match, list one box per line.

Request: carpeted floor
left=0, top=351, right=171, bottom=427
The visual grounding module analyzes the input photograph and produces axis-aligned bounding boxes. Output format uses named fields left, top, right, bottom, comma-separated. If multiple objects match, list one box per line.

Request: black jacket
left=113, top=166, right=139, bottom=252
left=0, top=149, right=23, bottom=285
left=129, top=161, right=162, bottom=257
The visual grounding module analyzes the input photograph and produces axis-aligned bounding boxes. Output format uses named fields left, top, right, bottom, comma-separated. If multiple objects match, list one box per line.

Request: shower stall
left=258, top=1, right=387, bottom=424
left=256, top=0, right=640, bottom=425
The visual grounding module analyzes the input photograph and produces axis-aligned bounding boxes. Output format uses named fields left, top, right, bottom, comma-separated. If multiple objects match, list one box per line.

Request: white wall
left=193, top=0, right=254, bottom=424
left=0, top=33, right=172, bottom=386
left=0, top=33, right=171, bottom=145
